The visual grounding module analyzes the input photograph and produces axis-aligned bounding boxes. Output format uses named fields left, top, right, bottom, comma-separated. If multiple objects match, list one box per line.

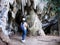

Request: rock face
left=0, top=0, right=14, bottom=44
left=27, top=10, right=45, bottom=36
left=0, top=28, right=11, bottom=45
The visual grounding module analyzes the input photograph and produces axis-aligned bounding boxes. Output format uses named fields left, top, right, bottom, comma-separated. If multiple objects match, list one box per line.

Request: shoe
left=21, top=40, right=25, bottom=43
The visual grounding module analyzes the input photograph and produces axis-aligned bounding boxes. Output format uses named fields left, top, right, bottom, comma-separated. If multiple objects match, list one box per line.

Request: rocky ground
left=0, top=34, right=60, bottom=45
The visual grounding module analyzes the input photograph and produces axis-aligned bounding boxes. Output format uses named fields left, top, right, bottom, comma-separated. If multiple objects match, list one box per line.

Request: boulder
left=27, top=10, right=45, bottom=36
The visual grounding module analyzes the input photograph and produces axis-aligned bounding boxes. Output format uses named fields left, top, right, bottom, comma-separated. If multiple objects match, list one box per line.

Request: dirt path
left=8, top=35, right=60, bottom=45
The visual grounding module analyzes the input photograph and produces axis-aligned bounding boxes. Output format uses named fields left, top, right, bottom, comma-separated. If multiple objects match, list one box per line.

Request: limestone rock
left=27, top=10, right=45, bottom=36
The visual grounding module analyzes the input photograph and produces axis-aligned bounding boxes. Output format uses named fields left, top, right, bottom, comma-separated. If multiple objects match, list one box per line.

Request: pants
left=20, top=24, right=27, bottom=40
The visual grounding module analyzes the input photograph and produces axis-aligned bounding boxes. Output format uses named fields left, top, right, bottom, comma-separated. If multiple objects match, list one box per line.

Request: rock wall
left=27, top=10, right=45, bottom=36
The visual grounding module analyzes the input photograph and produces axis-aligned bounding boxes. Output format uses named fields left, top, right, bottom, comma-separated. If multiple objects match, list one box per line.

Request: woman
left=20, top=17, right=28, bottom=43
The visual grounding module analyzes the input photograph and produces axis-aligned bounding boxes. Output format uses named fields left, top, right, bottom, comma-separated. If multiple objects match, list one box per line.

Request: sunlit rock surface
left=27, top=10, right=45, bottom=36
